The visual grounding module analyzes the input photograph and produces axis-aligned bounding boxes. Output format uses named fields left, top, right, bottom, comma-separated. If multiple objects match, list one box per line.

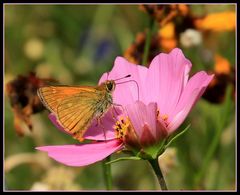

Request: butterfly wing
left=38, top=86, right=106, bottom=140
left=57, top=91, right=99, bottom=139
left=38, top=86, right=89, bottom=113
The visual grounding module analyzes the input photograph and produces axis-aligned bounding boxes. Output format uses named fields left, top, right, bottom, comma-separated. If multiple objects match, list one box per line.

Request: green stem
left=102, top=155, right=112, bottom=190
left=142, top=18, right=155, bottom=66
left=148, top=158, right=168, bottom=190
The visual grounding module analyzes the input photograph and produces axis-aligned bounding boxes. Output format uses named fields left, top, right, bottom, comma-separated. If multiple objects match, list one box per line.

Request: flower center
left=157, top=110, right=169, bottom=127
left=113, top=116, right=130, bottom=140
left=161, top=114, right=168, bottom=121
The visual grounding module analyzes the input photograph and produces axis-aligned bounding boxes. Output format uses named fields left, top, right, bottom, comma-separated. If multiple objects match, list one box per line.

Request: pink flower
left=36, top=48, right=214, bottom=166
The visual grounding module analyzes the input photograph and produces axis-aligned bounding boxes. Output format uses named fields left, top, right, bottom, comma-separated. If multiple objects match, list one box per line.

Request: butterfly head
left=103, top=74, right=131, bottom=93
left=105, top=80, right=116, bottom=92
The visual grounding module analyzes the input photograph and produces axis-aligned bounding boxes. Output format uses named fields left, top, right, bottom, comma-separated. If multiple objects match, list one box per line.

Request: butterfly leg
left=97, top=117, right=107, bottom=141
left=110, top=106, right=118, bottom=121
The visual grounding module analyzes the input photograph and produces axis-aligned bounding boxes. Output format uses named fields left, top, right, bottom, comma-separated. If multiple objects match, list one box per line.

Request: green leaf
left=105, top=156, right=141, bottom=165
left=164, top=124, right=191, bottom=150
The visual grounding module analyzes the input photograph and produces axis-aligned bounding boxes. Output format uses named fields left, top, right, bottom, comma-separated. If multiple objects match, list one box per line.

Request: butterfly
left=37, top=75, right=131, bottom=141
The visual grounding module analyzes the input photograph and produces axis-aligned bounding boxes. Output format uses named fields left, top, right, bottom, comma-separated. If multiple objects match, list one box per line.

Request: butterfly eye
left=106, top=81, right=115, bottom=92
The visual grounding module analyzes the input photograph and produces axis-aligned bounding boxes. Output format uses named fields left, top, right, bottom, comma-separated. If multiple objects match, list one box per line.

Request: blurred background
left=4, top=4, right=236, bottom=190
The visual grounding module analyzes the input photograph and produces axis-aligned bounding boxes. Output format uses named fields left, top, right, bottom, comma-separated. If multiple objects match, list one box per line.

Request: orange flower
left=195, top=11, right=236, bottom=32
left=139, top=4, right=190, bottom=27
left=207, top=54, right=230, bottom=88
left=6, top=72, right=56, bottom=136
left=178, top=4, right=189, bottom=16
left=214, top=54, right=231, bottom=74
left=203, top=54, right=235, bottom=104
left=159, top=22, right=175, bottom=39
left=123, top=32, right=160, bottom=66
left=159, top=38, right=177, bottom=53
left=158, top=22, right=177, bottom=52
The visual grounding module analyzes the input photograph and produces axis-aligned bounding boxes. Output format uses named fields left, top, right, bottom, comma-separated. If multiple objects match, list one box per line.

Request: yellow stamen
left=113, top=116, right=130, bottom=140
left=156, top=109, right=168, bottom=121
left=162, top=114, right=168, bottom=121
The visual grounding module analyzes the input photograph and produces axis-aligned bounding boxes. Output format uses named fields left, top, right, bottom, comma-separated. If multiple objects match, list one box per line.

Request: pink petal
left=83, top=107, right=120, bottom=140
left=168, top=72, right=214, bottom=132
left=168, top=89, right=199, bottom=132
left=146, top=48, right=192, bottom=117
left=98, top=57, right=148, bottom=106
left=36, top=139, right=123, bottom=167
left=174, top=71, right=214, bottom=116
left=140, top=124, right=156, bottom=146
left=125, top=101, right=158, bottom=139
left=156, top=119, right=169, bottom=139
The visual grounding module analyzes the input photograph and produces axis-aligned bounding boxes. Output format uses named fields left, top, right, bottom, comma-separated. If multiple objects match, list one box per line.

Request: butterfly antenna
left=115, top=79, right=139, bottom=101
left=114, top=74, right=131, bottom=82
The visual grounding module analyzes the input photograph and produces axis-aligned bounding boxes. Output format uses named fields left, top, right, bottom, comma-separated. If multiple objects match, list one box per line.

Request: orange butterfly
left=37, top=75, right=131, bottom=141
